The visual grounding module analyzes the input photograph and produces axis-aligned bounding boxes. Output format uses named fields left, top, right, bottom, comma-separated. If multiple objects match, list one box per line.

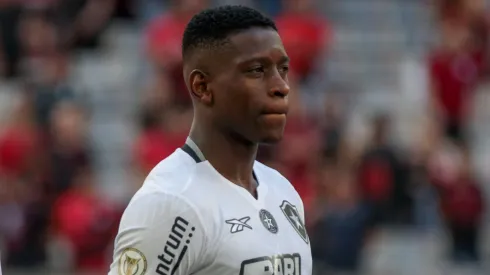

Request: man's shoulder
left=141, top=149, right=198, bottom=194
left=121, top=150, right=199, bottom=213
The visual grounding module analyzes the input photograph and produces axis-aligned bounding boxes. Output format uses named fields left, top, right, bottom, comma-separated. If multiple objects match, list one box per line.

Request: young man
left=109, top=5, right=312, bottom=275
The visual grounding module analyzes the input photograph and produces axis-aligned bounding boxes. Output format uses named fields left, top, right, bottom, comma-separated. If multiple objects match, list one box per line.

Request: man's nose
left=268, top=74, right=290, bottom=98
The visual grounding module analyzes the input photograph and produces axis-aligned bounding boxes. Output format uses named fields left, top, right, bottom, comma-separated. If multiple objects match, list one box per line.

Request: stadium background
left=1, top=0, right=490, bottom=274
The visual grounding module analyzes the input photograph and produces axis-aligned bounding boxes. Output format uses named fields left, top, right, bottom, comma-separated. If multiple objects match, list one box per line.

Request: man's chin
left=258, top=134, right=284, bottom=145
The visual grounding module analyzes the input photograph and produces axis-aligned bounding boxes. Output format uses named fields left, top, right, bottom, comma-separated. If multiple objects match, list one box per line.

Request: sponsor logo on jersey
left=118, top=248, right=147, bottom=275
left=259, top=209, right=278, bottom=234
left=226, top=216, right=252, bottom=233
left=156, top=216, right=195, bottom=275
left=280, top=200, right=309, bottom=244
left=240, top=253, right=301, bottom=275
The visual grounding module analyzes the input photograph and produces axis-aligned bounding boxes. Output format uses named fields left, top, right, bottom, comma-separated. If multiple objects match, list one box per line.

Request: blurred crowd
left=0, top=0, right=489, bottom=274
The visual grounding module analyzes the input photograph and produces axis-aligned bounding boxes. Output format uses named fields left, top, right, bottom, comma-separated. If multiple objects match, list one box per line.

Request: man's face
left=209, top=28, right=290, bottom=144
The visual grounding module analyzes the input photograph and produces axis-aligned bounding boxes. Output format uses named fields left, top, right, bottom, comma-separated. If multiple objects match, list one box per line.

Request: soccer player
left=109, top=5, right=312, bottom=275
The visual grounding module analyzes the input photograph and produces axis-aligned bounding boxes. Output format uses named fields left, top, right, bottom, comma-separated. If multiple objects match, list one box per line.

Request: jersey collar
left=181, top=137, right=259, bottom=185
left=181, top=137, right=206, bottom=163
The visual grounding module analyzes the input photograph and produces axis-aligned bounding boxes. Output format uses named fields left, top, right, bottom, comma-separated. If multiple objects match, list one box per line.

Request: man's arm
left=108, top=192, right=207, bottom=275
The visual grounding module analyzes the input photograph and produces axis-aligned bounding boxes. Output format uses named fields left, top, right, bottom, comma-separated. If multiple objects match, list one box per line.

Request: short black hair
left=182, top=5, right=277, bottom=60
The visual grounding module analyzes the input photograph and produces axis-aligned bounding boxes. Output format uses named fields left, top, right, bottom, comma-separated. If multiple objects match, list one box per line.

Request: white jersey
left=108, top=141, right=312, bottom=275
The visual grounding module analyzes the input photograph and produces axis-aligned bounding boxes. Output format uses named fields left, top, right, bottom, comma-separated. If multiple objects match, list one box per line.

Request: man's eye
left=279, top=65, right=289, bottom=73
left=248, top=66, right=265, bottom=74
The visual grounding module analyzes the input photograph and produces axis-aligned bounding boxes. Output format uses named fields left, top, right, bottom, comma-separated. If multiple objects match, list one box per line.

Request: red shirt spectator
left=276, top=8, right=330, bottom=80
left=429, top=5, right=489, bottom=128
left=145, top=13, right=187, bottom=66
left=133, top=104, right=191, bottom=175
left=440, top=178, right=484, bottom=227
left=429, top=48, right=485, bottom=122
left=144, top=1, right=208, bottom=106
left=145, top=0, right=208, bottom=64
left=358, top=159, right=394, bottom=202
left=51, top=173, right=120, bottom=271
left=145, top=13, right=189, bottom=105
left=133, top=128, right=187, bottom=174
left=0, top=94, right=40, bottom=180
left=428, top=143, right=484, bottom=227
left=0, top=125, right=39, bottom=178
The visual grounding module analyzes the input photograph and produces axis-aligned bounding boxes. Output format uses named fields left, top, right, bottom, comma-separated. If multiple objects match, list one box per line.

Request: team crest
left=118, top=248, right=148, bottom=275
left=280, top=200, right=309, bottom=244
left=259, top=209, right=278, bottom=234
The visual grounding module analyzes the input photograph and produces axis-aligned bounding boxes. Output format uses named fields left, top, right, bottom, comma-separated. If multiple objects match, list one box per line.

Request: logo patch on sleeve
left=280, top=200, right=309, bottom=244
left=118, top=248, right=148, bottom=275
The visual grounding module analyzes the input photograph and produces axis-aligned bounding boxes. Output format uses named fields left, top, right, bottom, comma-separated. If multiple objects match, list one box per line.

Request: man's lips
left=261, top=104, right=289, bottom=115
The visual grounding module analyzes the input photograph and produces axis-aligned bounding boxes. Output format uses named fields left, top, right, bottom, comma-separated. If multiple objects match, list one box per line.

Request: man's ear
left=189, top=69, right=213, bottom=105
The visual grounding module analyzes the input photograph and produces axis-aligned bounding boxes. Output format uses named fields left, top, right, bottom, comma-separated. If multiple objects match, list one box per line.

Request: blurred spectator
left=17, top=10, right=78, bottom=133
left=133, top=107, right=191, bottom=174
left=24, top=51, right=79, bottom=129
left=4, top=100, right=91, bottom=269
left=0, top=1, right=66, bottom=79
left=275, top=0, right=331, bottom=82
left=431, top=142, right=485, bottom=263
left=2, top=95, right=48, bottom=268
left=429, top=0, right=488, bottom=143
left=436, top=0, right=487, bottom=29
left=311, top=166, right=372, bottom=274
left=0, top=93, right=40, bottom=265
left=132, top=81, right=191, bottom=183
left=47, top=101, right=93, bottom=198
left=51, top=165, right=120, bottom=272
left=0, top=91, right=40, bottom=182
left=54, top=0, right=115, bottom=50
left=144, top=0, right=208, bottom=107
left=357, top=114, right=412, bottom=226
left=17, top=8, right=60, bottom=63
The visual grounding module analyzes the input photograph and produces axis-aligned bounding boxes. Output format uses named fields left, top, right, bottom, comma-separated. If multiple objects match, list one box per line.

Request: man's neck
left=189, top=125, right=258, bottom=190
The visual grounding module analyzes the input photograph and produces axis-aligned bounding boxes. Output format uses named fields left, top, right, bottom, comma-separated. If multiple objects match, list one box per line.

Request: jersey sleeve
left=108, top=192, right=207, bottom=275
